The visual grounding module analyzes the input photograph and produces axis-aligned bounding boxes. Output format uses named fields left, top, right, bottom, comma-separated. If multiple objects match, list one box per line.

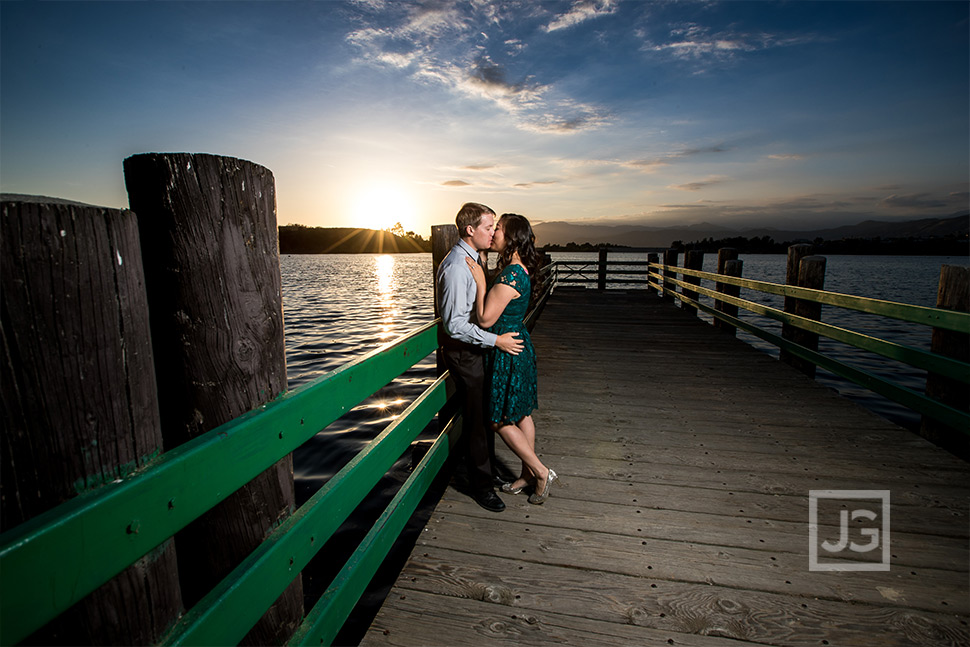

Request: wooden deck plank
left=377, top=550, right=968, bottom=647
left=362, top=290, right=969, bottom=646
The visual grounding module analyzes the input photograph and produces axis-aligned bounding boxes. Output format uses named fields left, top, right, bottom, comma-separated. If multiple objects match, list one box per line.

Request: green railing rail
left=0, top=264, right=555, bottom=647
left=0, top=322, right=439, bottom=646
left=643, top=261, right=969, bottom=434
left=541, top=255, right=967, bottom=433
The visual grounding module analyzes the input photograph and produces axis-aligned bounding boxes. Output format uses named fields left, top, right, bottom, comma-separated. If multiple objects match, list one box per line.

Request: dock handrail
left=650, top=263, right=969, bottom=432
left=2, top=321, right=444, bottom=646
left=1, top=261, right=557, bottom=646
left=499, top=251, right=968, bottom=437
left=546, top=256, right=968, bottom=434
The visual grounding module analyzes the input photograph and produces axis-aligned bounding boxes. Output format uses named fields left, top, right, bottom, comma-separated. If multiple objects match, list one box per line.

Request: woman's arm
left=465, top=258, right=519, bottom=328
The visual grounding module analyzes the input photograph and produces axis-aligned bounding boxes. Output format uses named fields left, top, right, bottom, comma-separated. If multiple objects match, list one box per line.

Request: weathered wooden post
left=783, top=255, right=826, bottom=377
left=714, top=248, right=739, bottom=331
left=597, top=248, right=608, bottom=290
left=780, top=244, right=815, bottom=369
left=921, top=265, right=969, bottom=458
left=646, top=253, right=659, bottom=294
left=718, top=259, right=743, bottom=336
left=682, top=250, right=704, bottom=315
left=432, top=224, right=460, bottom=376
left=123, top=153, right=302, bottom=645
left=662, top=249, right=679, bottom=301
left=1, top=196, right=182, bottom=644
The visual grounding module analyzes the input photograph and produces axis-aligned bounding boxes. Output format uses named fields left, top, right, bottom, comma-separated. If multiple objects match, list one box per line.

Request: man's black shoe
left=472, top=490, right=505, bottom=512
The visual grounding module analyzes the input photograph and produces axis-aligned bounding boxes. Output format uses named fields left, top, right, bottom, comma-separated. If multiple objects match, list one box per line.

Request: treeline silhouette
left=278, top=224, right=430, bottom=254
left=673, top=234, right=968, bottom=255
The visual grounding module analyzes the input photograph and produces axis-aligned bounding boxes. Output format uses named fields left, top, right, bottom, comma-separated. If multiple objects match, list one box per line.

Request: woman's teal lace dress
left=486, top=264, right=537, bottom=425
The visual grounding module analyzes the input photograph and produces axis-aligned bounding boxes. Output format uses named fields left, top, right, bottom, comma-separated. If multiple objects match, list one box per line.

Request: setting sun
left=348, top=181, right=418, bottom=233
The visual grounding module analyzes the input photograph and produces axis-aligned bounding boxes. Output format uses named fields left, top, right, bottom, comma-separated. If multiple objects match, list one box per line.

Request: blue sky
left=2, top=1, right=967, bottom=235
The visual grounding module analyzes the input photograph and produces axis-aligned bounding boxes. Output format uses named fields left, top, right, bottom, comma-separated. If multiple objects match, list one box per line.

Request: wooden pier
left=362, top=288, right=970, bottom=646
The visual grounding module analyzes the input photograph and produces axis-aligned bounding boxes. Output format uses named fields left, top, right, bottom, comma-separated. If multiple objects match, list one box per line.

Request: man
left=436, top=202, right=523, bottom=512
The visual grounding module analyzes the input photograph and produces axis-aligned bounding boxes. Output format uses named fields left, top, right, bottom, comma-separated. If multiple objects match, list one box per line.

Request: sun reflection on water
left=375, top=254, right=399, bottom=339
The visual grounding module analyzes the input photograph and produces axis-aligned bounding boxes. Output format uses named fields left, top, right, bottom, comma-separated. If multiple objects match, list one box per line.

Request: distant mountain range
left=533, top=213, right=969, bottom=249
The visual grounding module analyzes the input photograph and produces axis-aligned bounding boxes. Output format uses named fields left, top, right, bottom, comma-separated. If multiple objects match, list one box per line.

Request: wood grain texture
left=124, top=154, right=302, bottom=645
left=921, top=264, right=969, bottom=458
left=364, top=289, right=969, bottom=646
left=1, top=196, right=182, bottom=644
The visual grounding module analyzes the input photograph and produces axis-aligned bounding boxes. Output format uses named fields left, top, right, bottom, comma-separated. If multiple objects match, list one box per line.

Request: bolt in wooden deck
left=362, top=289, right=969, bottom=646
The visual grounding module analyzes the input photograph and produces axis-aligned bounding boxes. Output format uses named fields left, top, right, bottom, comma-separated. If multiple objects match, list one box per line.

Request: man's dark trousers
left=442, top=344, right=492, bottom=494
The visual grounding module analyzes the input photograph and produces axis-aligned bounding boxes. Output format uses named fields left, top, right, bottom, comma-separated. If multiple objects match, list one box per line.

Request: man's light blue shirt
left=436, top=239, right=497, bottom=348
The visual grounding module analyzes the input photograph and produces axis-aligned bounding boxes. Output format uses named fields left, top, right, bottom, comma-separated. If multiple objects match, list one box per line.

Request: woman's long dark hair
left=496, top=213, right=540, bottom=277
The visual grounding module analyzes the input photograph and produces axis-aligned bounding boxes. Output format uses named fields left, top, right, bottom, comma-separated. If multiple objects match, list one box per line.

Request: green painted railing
left=540, top=255, right=967, bottom=432
left=642, top=261, right=969, bottom=434
left=0, top=264, right=556, bottom=646
left=1, top=321, right=442, bottom=646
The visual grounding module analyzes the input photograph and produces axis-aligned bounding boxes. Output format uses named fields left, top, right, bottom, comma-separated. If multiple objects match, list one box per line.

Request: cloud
left=467, top=56, right=539, bottom=97
left=442, top=180, right=471, bottom=186
left=624, top=159, right=668, bottom=171
left=462, top=164, right=498, bottom=171
left=345, top=2, right=611, bottom=135
left=672, top=177, right=726, bottom=191
left=643, top=22, right=822, bottom=70
left=621, top=143, right=730, bottom=171
left=767, top=153, right=804, bottom=161
left=544, top=0, right=617, bottom=33
left=514, top=180, right=559, bottom=188
left=880, top=192, right=969, bottom=210
left=676, top=145, right=729, bottom=157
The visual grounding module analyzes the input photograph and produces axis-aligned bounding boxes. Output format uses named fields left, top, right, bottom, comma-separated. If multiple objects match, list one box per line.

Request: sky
left=1, top=1, right=967, bottom=236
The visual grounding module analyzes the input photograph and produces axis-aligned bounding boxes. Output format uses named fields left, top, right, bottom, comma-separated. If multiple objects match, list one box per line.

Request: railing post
left=597, top=248, right=608, bottom=290
left=783, top=254, right=826, bottom=377
left=123, top=153, right=302, bottom=645
left=683, top=250, right=704, bottom=315
left=0, top=196, right=182, bottom=644
left=780, top=244, right=814, bottom=369
left=662, top=249, right=679, bottom=300
left=714, top=248, right=739, bottom=331
left=718, top=259, right=743, bottom=336
left=921, top=264, right=969, bottom=459
left=646, top=252, right=659, bottom=294
left=431, top=224, right=459, bottom=376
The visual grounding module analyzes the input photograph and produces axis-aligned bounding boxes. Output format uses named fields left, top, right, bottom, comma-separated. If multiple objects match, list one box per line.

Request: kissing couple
left=436, top=202, right=557, bottom=512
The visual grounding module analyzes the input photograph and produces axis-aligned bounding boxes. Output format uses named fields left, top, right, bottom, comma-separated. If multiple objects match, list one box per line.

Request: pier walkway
left=361, top=289, right=969, bottom=646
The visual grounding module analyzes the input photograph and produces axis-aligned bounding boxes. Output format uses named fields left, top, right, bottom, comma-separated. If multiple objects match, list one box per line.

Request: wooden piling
left=682, top=250, right=704, bottom=315
left=0, top=195, right=182, bottom=644
left=718, top=259, right=743, bottom=336
left=714, top=248, right=739, bottom=331
left=784, top=255, right=826, bottom=377
left=647, top=253, right=659, bottom=294
left=597, top=248, right=608, bottom=291
left=123, top=154, right=302, bottom=645
left=432, top=224, right=460, bottom=316
left=921, top=264, right=969, bottom=459
left=780, top=244, right=815, bottom=369
left=431, top=224, right=459, bottom=376
left=662, top=249, right=679, bottom=300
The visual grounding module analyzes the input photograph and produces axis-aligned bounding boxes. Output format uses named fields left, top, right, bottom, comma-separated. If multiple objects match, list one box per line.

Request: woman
left=466, top=214, right=557, bottom=504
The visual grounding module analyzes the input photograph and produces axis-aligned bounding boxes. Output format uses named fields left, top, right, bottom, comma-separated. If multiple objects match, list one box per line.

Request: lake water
left=278, top=251, right=967, bottom=642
